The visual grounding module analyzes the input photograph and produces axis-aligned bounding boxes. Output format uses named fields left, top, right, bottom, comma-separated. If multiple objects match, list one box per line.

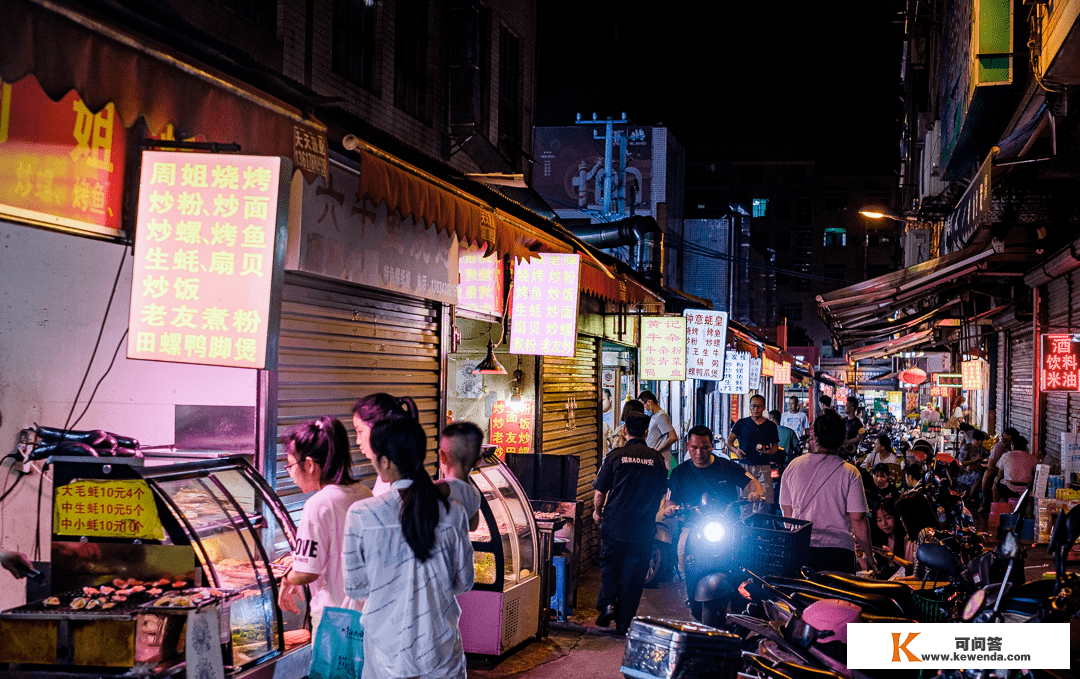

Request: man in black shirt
left=842, top=396, right=865, bottom=452
left=726, top=394, right=780, bottom=504
left=592, top=412, right=668, bottom=635
left=666, top=425, right=764, bottom=512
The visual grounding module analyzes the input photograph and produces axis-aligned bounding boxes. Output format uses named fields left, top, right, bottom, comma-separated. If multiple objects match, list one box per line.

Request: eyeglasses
left=284, top=459, right=301, bottom=473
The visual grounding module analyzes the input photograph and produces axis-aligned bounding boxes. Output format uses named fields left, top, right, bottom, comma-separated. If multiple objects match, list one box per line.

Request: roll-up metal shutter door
left=995, top=330, right=1007, bottom=435
left=539, top=335, right=600, bottom=569
left=275, top=271, right=442, bottom=521
left=1071, top=272, right=1080, bottom=461
left=1008, top=327, right=1034, bottom=442
left=1044, top=277, right=1072, bottom=466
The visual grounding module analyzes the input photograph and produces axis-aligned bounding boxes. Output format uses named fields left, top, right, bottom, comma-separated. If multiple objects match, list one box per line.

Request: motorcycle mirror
left=962, top=588, right=986, bottom=621
left=917, top=542, right=957, bottom=577
left=1000, top=530, right=1020, bottom=559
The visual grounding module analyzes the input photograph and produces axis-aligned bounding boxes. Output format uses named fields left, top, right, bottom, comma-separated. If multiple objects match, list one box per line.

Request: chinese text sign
left=458, top=246, right=504, bottom=316
left=961, top=359, right=985, bottom=390
left=490, top=400, right=534, bottom=456
left=684, top=310, right=729, bottom=380
left=641, top=316, right=687, bottom=381
left=128, top=151, right=285, bottom=369
left=1041, top=334, right=1080, bottom=392
left=0, top=76, right=126, bottom=238
left=715, top=351, right=751, bottom=394
left=774, top=361, right=792, bottom=385
left=509, top=254, right=580, bottom=357
left=748, top=357, right=762, bottom=391
left=54, top=479, right=164, bottom=540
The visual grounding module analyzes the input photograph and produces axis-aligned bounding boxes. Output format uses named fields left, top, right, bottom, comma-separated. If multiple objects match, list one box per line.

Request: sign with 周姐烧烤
left=128, top=151, right=289, bottom=370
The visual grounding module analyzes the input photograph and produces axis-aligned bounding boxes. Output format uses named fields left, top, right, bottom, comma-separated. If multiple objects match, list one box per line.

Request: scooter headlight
left=702, top=521, right=727, bottom=542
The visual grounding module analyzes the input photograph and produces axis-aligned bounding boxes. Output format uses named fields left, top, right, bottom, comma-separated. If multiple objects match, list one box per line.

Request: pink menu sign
left=127, top=151, right=284, bottom=369
left=640, top=316, right=687, bottom=381
left=509, top=253, right=580, bottom=357
left=457, top=246, right=504, bottom=316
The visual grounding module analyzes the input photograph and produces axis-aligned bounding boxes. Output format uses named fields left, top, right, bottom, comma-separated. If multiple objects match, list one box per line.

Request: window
left=333, top=0, right=378, bottom=90
left=222, top=0, right=276, bottom=32
left=868, top=232, right=894, bottom=247
left=780, top=302, right=803, bottom=321
left=824, top=265, right=846, bottom=281
left=824, top=191, right=848, bottom=210
left=795, top=196, right=813, bottom=224
left=497, top=26, right=522, bottom=161
left=783, top=165, right=806, bottom=184
left=739, top=165, right=763, bottom=184
left=793, top=263, right=812, bottom=291
left=794, top=229, right=813, bottom=252
left=823, top=228, right=847, bottom=247
left=752, top=198, right=768, bottom=218
left=394, top=0, right=429, bottom=121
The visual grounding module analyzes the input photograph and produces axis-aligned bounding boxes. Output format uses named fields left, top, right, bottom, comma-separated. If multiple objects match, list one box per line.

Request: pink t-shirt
left=998, top=450, right=1038, bottom=492
left=780, top=453, right=868, bottom=551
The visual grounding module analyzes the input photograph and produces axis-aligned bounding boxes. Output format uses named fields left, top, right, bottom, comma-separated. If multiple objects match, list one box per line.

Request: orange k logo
left=891, top=632, right=920, bottom=662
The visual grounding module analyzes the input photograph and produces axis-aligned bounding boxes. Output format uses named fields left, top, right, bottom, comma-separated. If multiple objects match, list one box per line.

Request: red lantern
left=899, top=367, right=927, bottom=385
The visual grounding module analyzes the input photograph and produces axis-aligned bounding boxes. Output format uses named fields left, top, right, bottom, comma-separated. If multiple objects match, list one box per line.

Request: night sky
left=536, top=0, right=905, bottom=167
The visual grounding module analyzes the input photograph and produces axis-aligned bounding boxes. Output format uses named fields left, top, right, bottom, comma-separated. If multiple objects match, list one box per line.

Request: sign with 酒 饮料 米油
left=641, top=316, right=687, bottom=381
left=509, top=254, right=580, bottom=357
left=128, top=151, right=288, bottom=369
left=1041, top=333, right=1080, bottom=391
left=53, top=479, right=164, bottom=541
left=684, top=310, right=729, bottom=380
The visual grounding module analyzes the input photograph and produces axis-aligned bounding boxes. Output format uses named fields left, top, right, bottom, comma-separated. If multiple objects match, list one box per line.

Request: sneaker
left=595, top=605, right=615, bottom=628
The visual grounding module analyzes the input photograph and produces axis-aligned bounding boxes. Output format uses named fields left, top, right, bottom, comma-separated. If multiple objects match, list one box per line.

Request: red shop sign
left=1040, top=333, right=1080, bottom=392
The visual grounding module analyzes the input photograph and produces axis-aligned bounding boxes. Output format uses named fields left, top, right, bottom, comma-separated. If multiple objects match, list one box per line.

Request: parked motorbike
left=677, top=497, right=752, bottom=627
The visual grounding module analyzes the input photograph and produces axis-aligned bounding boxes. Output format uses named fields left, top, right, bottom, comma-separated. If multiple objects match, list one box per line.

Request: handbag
left=308, top=607, right=364, bottom=679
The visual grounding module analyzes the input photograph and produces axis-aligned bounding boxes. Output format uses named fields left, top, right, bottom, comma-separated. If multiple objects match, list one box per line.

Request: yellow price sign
left=53, top=479, right=164, bottom=541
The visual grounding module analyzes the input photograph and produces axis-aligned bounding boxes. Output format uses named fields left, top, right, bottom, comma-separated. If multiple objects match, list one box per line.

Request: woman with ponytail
left=278, top=416, right=371, bottom=633
left=342, top=415, right=474, bottom=679
left=352, top=393, right=419, bottom=497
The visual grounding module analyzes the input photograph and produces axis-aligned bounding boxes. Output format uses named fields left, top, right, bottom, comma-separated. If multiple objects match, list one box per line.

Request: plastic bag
left=308, top=607, right=364, bottom=679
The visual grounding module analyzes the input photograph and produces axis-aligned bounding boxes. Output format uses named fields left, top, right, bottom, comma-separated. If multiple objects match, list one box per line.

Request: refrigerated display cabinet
left=458, top=456, right=541, bottom=656
left=0, top=454, right=311, bottom=678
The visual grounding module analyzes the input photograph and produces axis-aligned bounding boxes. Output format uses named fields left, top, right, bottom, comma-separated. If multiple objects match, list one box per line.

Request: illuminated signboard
left=1041, top=333, right=1080, bottom=392
left=774, top=362, right=792, bottom=385
left=509, top=253, right=580, bottom=357
left=748, top=357, right=762, bottom=390
left=641, top=316, right=687, bottom=381
left=762, top=357, right=775, bottom=377
left=961, top=359, right=986, bottom=390
left=716, top=351, right=751, bottom=394
left=684, top=310, right=729, bottom=380
left=0, top=76, right=126, bottom=239
left=489, top=400, right=534, bottom=456
left=128, top=151, right=287, bottom=369
left=457, top=246, right=504, bottom=316
left=934, top=373, right=963, bottom=387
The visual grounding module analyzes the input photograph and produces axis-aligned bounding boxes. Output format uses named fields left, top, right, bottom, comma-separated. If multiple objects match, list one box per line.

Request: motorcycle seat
left=772, top=580, right=907, bottom=618
left=997, top=579, right=1054, bottom=617
left=860, top=613, right=916, bottom=624
left=810, top=571, right=912, bottom=609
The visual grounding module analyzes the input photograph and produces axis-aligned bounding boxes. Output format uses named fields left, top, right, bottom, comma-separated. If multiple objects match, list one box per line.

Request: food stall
left=458, top=455, right=541, bottom=656
left=0, top=453, right=310, bottom=678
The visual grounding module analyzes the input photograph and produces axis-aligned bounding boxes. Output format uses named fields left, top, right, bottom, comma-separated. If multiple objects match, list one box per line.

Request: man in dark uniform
left=592, top=412, right=668, bottom=635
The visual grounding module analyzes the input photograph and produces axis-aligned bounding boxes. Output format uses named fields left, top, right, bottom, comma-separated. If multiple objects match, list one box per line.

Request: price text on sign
left=641, top=316, right=687, bottom=381
left=54, top=479, right=164, bottom=540
left=509, top=254, right=580, bottom=358
left=683, top=310, right=729, bottom=380
left=490, top=400, right=534, bottom=456
left=1040, top=334, right=1080, bottom=392
left=128, top=151, right=284, bottom=369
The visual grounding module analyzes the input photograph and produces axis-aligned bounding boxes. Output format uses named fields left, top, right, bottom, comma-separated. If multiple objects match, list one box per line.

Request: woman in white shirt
left=278, top=417, right=372, bottom=634
left=862, top=434, right=899, bottom=470
left=352, top=393, right=419, bottom=497
left=343, top=415, right=474, bottom=679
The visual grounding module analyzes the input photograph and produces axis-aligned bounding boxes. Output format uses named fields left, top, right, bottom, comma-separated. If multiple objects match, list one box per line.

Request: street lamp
left=858, top=205, right=918, bottom=222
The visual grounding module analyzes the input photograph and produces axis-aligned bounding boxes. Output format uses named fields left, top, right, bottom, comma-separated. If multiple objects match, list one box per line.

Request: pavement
left=465, top=566, right=694, bottom=679
left=465, top=510, right=1069, bottom=679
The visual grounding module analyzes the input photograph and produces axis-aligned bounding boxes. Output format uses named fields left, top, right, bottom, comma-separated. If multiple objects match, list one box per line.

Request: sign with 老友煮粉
left=127, top=151, right=289, bottom=370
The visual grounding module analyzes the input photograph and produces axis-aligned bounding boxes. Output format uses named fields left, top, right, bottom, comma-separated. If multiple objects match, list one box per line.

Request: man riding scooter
left=663, top=425, right=765, bottom=624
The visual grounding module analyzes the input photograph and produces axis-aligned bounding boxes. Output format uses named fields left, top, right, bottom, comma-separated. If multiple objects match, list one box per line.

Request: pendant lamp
left=472, top=340, right=507, bottom=375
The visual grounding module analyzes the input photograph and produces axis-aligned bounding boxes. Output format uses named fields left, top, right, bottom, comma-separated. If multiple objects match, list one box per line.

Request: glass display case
left=2, top=454, right=310, bottom=676
left=458, top=456, right=541, bottom=656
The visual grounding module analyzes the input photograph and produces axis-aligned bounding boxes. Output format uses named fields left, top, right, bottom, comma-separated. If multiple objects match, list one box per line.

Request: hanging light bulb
left=472, top=340, right=507, bottom=375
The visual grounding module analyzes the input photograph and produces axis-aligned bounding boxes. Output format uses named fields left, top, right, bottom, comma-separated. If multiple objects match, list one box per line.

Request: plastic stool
left=549, top=555, right=572, bottom=622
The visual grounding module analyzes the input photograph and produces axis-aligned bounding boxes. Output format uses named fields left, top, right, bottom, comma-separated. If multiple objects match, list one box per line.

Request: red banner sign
left=0, top=76, right=127, bottom=238
left=127, top=151, right=285, bottom=369
left=457, top=246, right=504, bottom=316
left=1041, top=333, right=1080, bottom=392
left=490, top=400, right=534, bottom=457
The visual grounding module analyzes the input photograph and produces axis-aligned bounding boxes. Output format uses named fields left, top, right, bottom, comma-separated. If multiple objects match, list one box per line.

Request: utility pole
left=575, top=112, right=629, bottom=216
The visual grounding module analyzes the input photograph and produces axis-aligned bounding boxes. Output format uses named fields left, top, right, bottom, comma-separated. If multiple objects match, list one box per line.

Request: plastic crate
left=737, top=513, right=811, bottom=578
left=909, top=588, right=950, bottom=622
